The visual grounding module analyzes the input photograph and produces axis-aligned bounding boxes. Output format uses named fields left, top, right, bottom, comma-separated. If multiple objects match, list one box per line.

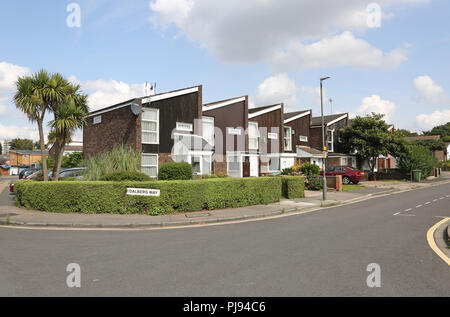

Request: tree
left=14, top=70, right=72, bottom=181
left=49, top=95, right=88, bottom=181
left=394, top=129, right=418, bottom=138
left=399, top=145, right=438, bottom=177
left=61, top=152, right=84, bottom=168
left=410, top=139, right=446, bottom=152
left=340, top=113, right=407, bottom=177
left=424, top=122, right=450, bottom=138
left=9, top=138, right=34, bottom=150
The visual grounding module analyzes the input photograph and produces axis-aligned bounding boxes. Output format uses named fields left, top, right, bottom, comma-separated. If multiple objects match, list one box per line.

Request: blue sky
left=1, top=0, right=449, bottom=142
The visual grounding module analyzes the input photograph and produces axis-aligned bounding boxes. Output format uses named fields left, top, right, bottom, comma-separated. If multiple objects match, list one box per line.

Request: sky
left=1, top=0, right=450, bottom=143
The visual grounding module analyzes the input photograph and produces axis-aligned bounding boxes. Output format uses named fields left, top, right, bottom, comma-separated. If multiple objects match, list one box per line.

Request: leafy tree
left=49, top=94, right=88, bottom=181
left=9, top=138, right=34, bottom=150
left=394, top=129, right=418, bottom=138
left=399, top=145, right=438, bottom=177
left=424, top=122, right=450, bottom=138
left=340, top=113, right=408, bottom=176
left=410, top=139, right=446, bottom=151
left=61, top=152, right=84, bottom=168
left=14, top=70, right=72, bottom=181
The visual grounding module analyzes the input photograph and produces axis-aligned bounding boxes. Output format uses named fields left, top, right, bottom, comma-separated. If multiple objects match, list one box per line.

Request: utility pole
left=320, top=77, right=330, bottom=201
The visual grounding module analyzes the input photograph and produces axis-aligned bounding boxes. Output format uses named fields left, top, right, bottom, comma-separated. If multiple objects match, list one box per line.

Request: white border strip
left=284, top=111, right=311, bottom=124
left=86, top=102, right=133, bottom=118
left=203, top=97, right=246, bottom=112
left=248, top=104, right=282, bottom=119
left=142, top=87, right=199, bottom=104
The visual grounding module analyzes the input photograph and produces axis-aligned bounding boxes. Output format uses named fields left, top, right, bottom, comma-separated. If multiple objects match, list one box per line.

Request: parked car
left=19, top=168, right=38, bottom=179
left=321, top=166, right=366, bottom=185
left=9, top=168, right=86, bottom=193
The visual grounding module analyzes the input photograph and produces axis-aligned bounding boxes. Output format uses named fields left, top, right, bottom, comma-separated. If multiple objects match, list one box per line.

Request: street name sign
left=126, top=188, right=160, bottom=197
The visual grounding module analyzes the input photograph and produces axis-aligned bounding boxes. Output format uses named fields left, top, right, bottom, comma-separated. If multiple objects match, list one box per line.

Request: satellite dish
left=130, top=101, right=140, bottom=116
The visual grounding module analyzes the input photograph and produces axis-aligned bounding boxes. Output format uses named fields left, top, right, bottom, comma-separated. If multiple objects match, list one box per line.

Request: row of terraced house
left=83, top=85, right=357, bottom=178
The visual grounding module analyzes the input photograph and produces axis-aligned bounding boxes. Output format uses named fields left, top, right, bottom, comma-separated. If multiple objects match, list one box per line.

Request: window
left=269, top=157, right=280, bottom=172
left=342, top=157, right=348, bottom=166
left=142, top=109, right=159, bottom=144
left=93, top=116, right=102, bottom=125
left=192, top=156, right=201, bottom=175
left=299, top=136, right=308, bottom=142
left=141, top=154, right=158, bottom=178
left=327, top=129, right=334, bottom=152
left=227, top=155, right=242, bottom=178
left=284, top=127, right=292, bottom=151
left=176, top=122, right=193, bottom=132
left=202, top=117, right=215, bottom=146
left=248, top=122, right=259, bottom=150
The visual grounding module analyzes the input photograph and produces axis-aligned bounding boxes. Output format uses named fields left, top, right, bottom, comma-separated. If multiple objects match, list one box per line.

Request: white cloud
left=413, top=75, right=450, bottom=105
left=357, top=95, right=397, bottom=123
left=416, top=110, right=450, bottom=131
left=0, top=123, right=41, bottom=141
left=253, top=73, right=328, bottom=113
left=271, top=31, right=408, bottom=72
left=69, top=76, right=146, bottom=111
left=149, top=0, right=423, bottom=70
left=0, top=62, right=30, bottom=92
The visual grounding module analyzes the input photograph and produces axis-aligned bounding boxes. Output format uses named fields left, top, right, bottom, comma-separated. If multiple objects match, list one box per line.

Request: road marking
left=405, top=208, right=412, bottom=212
left=440, top=197, right=445, bottom=200
left=426, top=218, right=450, bottom=266
left=425, top=202, right=431, bottom=205
left=393, top=212, right=401, bottom=216
left=416, top=205, right=423, bottom=208
left=433, top=199, right=438, bottom=202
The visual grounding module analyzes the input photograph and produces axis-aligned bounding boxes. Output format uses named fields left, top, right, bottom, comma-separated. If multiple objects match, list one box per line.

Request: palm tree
left=14, top=70, right=71, bottom=181
left=49, top=96, right=88, bottom=181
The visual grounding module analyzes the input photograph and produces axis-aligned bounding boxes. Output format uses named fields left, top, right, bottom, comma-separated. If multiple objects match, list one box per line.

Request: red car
left=9, top=170, right=42, bottom=193
left=321, top=166, right=366, bottom=185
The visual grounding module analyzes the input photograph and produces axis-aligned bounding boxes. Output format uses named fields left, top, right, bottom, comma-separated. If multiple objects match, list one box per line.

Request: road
left=0, top=181, right=449, bottom=296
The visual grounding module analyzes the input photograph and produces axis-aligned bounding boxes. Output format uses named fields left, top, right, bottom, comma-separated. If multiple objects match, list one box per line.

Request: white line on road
left=405, top=208, right=412, bottom=212
left=425, top=202, right=431, bottom=205
left=433, top=199, right=438, bottom=202
left=440, top=197, right=445, bottom=200
left=416, top=205, right=423, bottom=208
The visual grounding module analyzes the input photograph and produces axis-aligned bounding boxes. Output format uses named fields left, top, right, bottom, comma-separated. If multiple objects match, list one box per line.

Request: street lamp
left=320, top=76, right=330, bottom=201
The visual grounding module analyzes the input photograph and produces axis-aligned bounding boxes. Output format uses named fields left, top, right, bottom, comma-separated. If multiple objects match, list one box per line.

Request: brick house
left=83, top=85, right=214, bottom=178
left=284, top=110, right=313, bottom=165
left=202, top=96, right=251, bottom=177
left=309, top=113, right=356, bottom=169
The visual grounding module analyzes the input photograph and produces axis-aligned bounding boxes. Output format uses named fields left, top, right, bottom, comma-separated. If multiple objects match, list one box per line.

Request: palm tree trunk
left=55, top=144, right=65, bottom=181
left=52, top=143, right=61, bottom=181
left=37, top=119, right=48, bottom=182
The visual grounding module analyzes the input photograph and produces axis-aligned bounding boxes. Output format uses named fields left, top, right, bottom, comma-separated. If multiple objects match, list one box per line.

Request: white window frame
left=227, top=153, right=243, bottom=178
left=299, top=135, right=308, bottom=142
left=142, top=108, right=159, bottom=145
left=327, top=129, right=334, bottom=153
left=141, top=154, right=158, bottom=179
left=176, top=122, right=193, bottom=132
left=268, top=155, right=281, bottom=173
left=248, top=122, right=259, bottom=151
left=284, top=126, right=292, bottom=151
left=202, top=117, right=215, bottom=147
left=93, top=116, right=102, bottom=125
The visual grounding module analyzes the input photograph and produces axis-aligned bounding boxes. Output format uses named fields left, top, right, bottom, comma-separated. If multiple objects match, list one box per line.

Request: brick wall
left=83, top=101, right=141, bottom=158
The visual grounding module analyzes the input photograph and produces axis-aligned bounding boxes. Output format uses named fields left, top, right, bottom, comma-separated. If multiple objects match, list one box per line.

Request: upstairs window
left=202, top=117, right=215, bottom=146
left=284, top=126, right=292, bottom=151
left=142, top=109, right=159, bottom=144
left=327, top=129, right=334, bottom=153
left=248, top=122, right=259, bottom=150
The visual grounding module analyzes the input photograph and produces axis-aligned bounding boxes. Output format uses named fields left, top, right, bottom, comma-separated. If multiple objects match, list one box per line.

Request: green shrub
left=399, top=145, right=439, bottom=177
left=305, top=176, right=323, bottom=191
left=299, top=163, right=320, bottom=176
left=281, top=176, right=305, bottom=199
left=61, top=152, right=84, bottom=168
left=100, top=171, right=152, bottom=182
left=281, top=168, right=293, bottom=176
left=158, top=162, right=193, bottom=180
left=84, top=145, right=141, bottom=181
left=15, top=178, right=282, bottom=215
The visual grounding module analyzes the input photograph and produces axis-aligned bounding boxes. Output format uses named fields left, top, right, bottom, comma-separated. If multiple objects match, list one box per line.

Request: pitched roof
left=311, top=114, right=347, bottom=127
left=284, top=110, right=311, bottom=121
left=248, top=104, right=281, bottom=114
left=405, top=135, right=441, bottom=142
left=296, top=146, right=323, bottom=155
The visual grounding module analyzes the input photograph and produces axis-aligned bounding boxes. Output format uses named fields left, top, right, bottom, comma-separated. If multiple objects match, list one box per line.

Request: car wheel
left=343, top=177, right=351, bottom=185
left=352, top=181, right=359, bottom=185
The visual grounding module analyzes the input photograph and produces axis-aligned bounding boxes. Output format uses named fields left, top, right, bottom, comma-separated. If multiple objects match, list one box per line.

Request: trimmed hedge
left=15, top=177, right=282, bottom=215
left=158, top=162, right=193, bottom=180
left=100, top=171, right=152, bottom=182
left=281, top=176, right=305, bottom=199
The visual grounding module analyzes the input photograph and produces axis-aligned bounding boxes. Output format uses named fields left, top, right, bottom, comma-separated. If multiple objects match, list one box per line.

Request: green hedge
left=281, top=176, right=305, bottom=199
left=158, top=162, right=193, bottom=180
left=15, top=177, right=282, bottom=215
left=100, top=171, right=152, bottom=182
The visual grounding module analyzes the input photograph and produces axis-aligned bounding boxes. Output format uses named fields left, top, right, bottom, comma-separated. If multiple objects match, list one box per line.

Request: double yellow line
left=427, top=218, right=450, bottom=266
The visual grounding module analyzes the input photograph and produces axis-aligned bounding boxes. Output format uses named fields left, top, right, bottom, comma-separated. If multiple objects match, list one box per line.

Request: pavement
left=1, top=174, right=450, bottom=229
left=1, top=176, right=449, bottom=296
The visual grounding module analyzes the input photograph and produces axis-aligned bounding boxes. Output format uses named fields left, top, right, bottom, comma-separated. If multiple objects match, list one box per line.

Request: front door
left=242, top=157, right=250, bottom=178
left=250, top=156, right=259, bottom=177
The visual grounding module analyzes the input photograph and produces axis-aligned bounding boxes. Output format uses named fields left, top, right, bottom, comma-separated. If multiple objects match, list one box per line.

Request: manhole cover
left=0, top=213, right=18, bottom=218
left=185, top=212, right=211, bottom=218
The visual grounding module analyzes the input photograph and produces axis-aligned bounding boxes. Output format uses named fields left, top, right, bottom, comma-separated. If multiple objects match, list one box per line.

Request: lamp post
left=320, top=76, right=330, bottom=201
